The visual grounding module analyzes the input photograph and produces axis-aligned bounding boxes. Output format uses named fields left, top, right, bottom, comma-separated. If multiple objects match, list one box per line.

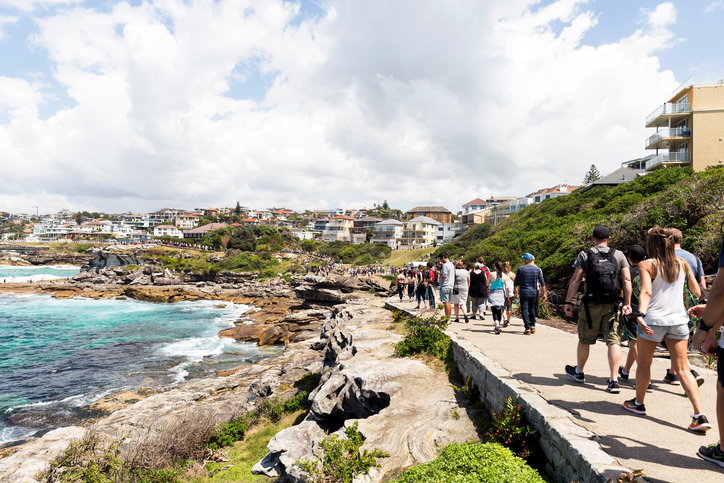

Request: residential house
left=483, top=185, right=577, bottom=226
left=291, top=228, right=316, bottom=240
left=579, top=166, right=647, bottom=192
left=401, top=216, right=440, bottom=248
left=371, top=219, right=404, bottom=249
left=634, top=74, right=724, bottom=171
left=183, top=222, right=228, bottom=239
left=350, top=217, right=383, bottom=244
left=322, top=215, right=355, bottom=242
left=406, top=206, right=452, bottom=225
left=175, top=213, right=201, bottom=229
left=154, top=225, right=184, bottom=238
left=436, top=223, right=466, bottom=245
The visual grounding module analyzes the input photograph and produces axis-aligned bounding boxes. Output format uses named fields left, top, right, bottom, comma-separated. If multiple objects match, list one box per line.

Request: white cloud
left=706, top=1, right=724, bottom=13
left=0, top=0, right=83, bottom=12
left=0, top=0, right=684, bottom=214
left=0, top=14, right=17, bottom=40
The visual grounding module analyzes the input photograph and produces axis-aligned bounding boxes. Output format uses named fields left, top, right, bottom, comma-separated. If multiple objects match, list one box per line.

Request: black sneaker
left=664, top=369, right=680, bottom=385
left=565, top=365, right=584, bottom=383
left=618, top=367, right=629, bottom=381
left=698, top=443, right=724, bottom=468
left=606, top=379, right=621, bottom=393
left=623, top=398, right=646, bottom=415
left=691, top=370, right=705, bottom=387
left=689, top=414, right=712, bottom=432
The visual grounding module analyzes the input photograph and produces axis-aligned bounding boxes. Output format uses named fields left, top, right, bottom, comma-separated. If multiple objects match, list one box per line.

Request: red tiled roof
left=463, top=198, right=490, bottom=206
left=332, top=215, right=355, bottom=220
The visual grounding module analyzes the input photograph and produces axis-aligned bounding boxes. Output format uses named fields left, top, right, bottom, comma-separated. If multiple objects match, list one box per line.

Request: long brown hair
left=502, top=261, right=512, bottom=274
left=645, top=226, right=679, bottom=283
left=493, top=260, right=503, bottom=276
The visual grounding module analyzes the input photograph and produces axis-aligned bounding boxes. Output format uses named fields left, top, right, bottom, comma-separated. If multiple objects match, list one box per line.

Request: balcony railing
left=645, top=152, right=691, bottom=169
left=645, top=128, right=691, bottom=149
left=645, top=103, right=691, bottom=126
left=673, top=74, right=724, bottom=97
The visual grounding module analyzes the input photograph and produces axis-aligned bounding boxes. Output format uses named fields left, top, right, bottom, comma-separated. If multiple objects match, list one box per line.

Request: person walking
left=487, top=261, right=508, bottom=334
left=396, top=271, right=406, bottom=302
left=425, top=261, right=437, bottom=311
left=416, top=267, right=428, bottom=310
left=503, top=261, right=516, bottom=327
left=514, top=253, right=546, bottom=334
left=618, top=245, right=647, bottom=389
left=563, top=226, right=632, bottom=393
left=690, top=228, right=724, bottom=467
left=439, top=253, right=455, bottom=319
left=622, top=226, right=710, bottom=433
left=406, top=269, right=415, bottom=302
left=453, top=261, right=470, bottom=323
left=469, top=262, right=488, bottom=320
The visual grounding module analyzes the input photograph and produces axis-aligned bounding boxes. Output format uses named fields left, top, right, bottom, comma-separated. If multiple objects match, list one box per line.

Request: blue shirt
left=675, top=248, right=704, bottom=280
left=514, top=264, right=545, bottom=297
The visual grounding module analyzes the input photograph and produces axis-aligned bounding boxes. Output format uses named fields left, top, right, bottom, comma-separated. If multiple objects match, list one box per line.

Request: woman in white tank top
left=623, top=226, right=709, bottom=432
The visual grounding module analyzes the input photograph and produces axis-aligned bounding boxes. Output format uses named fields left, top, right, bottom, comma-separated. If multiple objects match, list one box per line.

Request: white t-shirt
left=441, top=261, right=455, bottom=289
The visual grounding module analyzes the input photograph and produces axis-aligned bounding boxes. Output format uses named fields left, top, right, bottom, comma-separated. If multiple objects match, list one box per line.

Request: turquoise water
left=0, top=292, right=280, bottom=444
left=0, top=265, right=80, bottom=283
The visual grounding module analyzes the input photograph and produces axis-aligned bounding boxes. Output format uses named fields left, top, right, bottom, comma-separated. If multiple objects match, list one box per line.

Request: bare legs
left=576, top=342, right=620, bottom=382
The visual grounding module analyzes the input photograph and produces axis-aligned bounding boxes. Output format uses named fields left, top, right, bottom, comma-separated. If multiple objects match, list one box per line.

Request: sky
left=0, top=0, right=723, bottom=216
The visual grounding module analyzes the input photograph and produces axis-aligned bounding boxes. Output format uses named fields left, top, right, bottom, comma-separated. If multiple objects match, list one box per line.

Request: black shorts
left=504, top=297, right=512, bottom=310
left=622, top=314, right=638, bottom=341
left=718, top=346, right=724, bottom=387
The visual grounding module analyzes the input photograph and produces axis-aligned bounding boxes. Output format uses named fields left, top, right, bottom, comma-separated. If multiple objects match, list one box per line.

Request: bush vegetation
left=296, top=421, right=389, bottom=483
left=388, top=441, right=546, bottom=483
left=433, top=167, right=724, bottom=281
left=393, top=314, right=451, bottom=361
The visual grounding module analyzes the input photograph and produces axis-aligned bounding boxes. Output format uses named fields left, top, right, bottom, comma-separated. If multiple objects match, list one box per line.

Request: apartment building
left=406, top=206, right=452, bottom=224
left=436, top=223, right=465, bottom=245
left=322, top=215, right=355, bottom=242
left=401, top=216, right=440, bottom=248
left=175, top=214, right=201, bottom=229
left=153, top=225, right=184, bottom=238
left=371, top=219, right=404, bottom=249
left=637, top=74, right=724, bottom=171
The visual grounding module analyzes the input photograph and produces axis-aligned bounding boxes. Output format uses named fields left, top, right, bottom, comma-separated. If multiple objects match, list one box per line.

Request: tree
left=583, top=164, right=601, bottom=184
left=365, top=227, right=375, bottom=243
left=234, top=202, right=242, bottom=216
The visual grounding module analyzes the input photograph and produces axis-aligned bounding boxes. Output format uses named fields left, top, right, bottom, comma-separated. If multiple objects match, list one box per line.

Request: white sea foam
left=157, top=336, right=241, bottom=362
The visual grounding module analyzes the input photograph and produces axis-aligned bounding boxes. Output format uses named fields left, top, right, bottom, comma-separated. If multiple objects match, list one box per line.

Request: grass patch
left=384, top=248, right=436, bottom=267
left=188, top=410, right=307, bottom=482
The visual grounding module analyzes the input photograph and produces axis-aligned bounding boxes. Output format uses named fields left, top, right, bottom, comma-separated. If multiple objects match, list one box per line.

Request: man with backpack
left=563, top=226, right=632, bottom=393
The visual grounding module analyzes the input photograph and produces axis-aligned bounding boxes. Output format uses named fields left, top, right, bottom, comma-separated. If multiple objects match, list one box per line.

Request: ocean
left=0, top=268, right=280, bottom=445
left=0, top=265, right=81, bottom=283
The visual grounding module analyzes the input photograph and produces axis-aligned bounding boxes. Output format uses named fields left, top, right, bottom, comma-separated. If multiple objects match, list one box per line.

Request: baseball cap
left=625, top=245, right=646, bottom=262
left=522, top=253, right=534, bottom=261
left=592, top=226, right=611, bottom=239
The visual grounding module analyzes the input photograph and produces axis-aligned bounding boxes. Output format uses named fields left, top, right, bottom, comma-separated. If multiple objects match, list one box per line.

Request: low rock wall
left=450, top=336, right=632, bottom=483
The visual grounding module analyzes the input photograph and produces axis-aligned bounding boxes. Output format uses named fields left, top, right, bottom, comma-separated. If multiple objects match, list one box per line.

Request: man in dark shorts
left=691, top=232, right=724, bottom=468
left=619, top=245, right=646, bottom=386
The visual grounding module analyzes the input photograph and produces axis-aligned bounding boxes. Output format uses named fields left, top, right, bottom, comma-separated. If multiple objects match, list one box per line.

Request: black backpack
left=583, top=248, right=622, bottom=304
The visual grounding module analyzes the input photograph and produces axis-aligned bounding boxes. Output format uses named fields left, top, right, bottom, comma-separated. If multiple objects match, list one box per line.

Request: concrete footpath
left=387, top=297, right=723, bottom=483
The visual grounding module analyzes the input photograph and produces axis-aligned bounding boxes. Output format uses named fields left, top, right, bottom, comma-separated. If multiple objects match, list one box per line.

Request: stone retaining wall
left=384, top=300, right=636, bottom=483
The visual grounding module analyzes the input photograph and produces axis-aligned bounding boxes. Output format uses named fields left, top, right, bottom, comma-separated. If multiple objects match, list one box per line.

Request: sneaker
left=623, top=398, right=646, bottom=415
left=698, top=443, right=724, bottom=468
left=691, top=370, right=705, bottom=387
left=618, top=367, right=629, bottom=380
left=689, top=414, right=712, bottom=432
left=454, top=318, right=460, bottom=322
left=494, top=326, right=501, bottom=335
left=502, top=320, right=509, bottom=327
left=606, top=379, right=621, bottom=393
left=524, top=329, right=531, bottom=335
left=531, top=327, right=536, bottom=334
left=565, top=365, right=585, bottom=383
left=464, top=314, right=469, bottom=324
left=664, top=369, right=680, bottom=385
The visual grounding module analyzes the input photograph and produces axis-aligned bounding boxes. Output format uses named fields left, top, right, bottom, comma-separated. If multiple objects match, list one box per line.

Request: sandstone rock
left=152, top=277, right=182, bottom=286
left=294, top=285, right=347, bottom=304
left=248, top=375, right=280, bottom=398
left=252, top=418, right=327, bottom=479
left=129, top=275, right=152, bottom=285
left=219, top=325, right=288, bottom=346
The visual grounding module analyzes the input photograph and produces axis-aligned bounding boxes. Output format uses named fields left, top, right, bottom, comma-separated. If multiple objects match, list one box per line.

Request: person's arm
left=620, top=266, right=632, bottom=315
left=513, top=269, right=519, bottom=297
left=563, top=268, right=584, bottom=317
left=697, top=257, right=707, bottom=293
left=692, top=266, right=724, bottom=356
left=684, top=258, right=701, bottom=298
left=537, top=268, right=546, bottom=300
left=636, top=261, right=654, bottom=335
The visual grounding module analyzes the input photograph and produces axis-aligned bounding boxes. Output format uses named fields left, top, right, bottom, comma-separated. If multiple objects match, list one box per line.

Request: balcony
left=645, top=127, right=691, bottom=150
left=644, top=152, right=691, bottom=170
left=645, top=103, right=691, bottom=127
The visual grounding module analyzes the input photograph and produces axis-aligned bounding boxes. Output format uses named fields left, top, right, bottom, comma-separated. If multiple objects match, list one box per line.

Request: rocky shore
left=1, top=248, right=474, bottom=482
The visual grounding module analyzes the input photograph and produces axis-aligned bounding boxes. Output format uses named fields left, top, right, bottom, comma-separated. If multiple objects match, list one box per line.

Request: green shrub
left=393, top=315, right=451, bottom=361
left=296, top=421, right=389, bottom=483
left=389, top=441, right=545, bottom=483
left=354, top=254, right=375, bottom=266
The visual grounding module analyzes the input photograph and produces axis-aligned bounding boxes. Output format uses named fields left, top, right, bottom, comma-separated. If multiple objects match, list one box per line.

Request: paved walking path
left=388, top=296, right=723, bottom=483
